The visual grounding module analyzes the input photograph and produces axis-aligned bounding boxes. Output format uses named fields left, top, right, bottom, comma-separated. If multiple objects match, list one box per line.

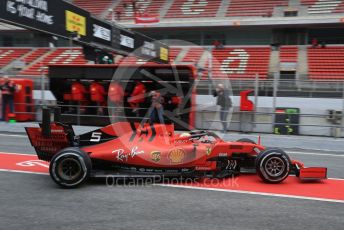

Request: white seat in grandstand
left=301, top=0, right=341, bottom=14
left=165, top=0, right=221, bottom=18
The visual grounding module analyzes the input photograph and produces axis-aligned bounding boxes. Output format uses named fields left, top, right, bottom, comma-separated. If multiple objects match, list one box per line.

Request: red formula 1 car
left=26, top=110, right=327, bottom=188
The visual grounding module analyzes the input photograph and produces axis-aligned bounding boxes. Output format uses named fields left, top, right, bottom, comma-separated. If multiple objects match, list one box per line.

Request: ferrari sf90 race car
left=26, top=110, right=327, bottom=188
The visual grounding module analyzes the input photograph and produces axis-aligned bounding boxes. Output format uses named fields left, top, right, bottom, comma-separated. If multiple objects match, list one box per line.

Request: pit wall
left=196, top=95, right=344, bottom=137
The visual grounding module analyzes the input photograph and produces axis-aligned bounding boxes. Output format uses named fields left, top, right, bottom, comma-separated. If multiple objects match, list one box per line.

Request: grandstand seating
left=0, top=48, right=31, bottom=67
left=72, top=0, right=344, bottom=20
left=117, top=47, right=185, bottom=64
left=280, top=46, right=298, bottom=63
left=301, top=0, right=342, bottom=14
left=20, top=48, right=50, bottom=65
left=333, top=0, right=344, bottom=12
left=165, top=0, right=222, bottom=18
left=20, top=48, right=87, bottom=76
left=169, top=47, right=183, bottom=62
left=308, top=46, right=344, bottom=80
left=226, top=0, right=288, bottom=17
left=4, top=45, right=344, bottom=81
left=73, top=0, right=113, bottom=17
left=109, top=0, right=164, bottom=21
left=181, top=47, right=206, bottom=63
left=212, top=47, right=270, bottom=79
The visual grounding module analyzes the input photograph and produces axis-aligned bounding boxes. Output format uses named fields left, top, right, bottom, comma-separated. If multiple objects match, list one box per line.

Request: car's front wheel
left=255, top=148, right=291, bottom=183
left=49, top=147, right=91, bottom=188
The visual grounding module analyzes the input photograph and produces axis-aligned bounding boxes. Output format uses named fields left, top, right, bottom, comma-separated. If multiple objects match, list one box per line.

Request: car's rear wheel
left=255, top=148, right=291, bottom=183
left=49, top=147, right=91, bottom=188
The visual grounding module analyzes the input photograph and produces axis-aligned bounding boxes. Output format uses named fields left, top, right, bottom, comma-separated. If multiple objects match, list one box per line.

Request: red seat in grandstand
left=198, top=58, right=209, bottom=80
left=165, top=0, right=222, bottom=18
left=181, top=47, right=206, bottom=63
left=20, top=48, right=50, bottom=66
left=109, top=0, right=164, bottom=21
left=20, top=48, right=87, bottom=76
left=169, top=47, right=182, bottom=63
left=0, top=48, right=31, bottom=67
left=334, top=1, right=344, bottom=13
left=73, top=0, right=113, bottom=17
left=226, top=0, right=288, bottom=17
left=280, top=46, right=298, bottom=63
left=212, top=47, right=270, bottom=79
left=308, top=46, right=344, bottom=80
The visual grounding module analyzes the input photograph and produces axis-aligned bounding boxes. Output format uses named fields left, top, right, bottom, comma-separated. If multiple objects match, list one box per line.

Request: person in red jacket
left=0, top=76, right=16, bottom=121
left=90, top=82, right=106, bottom=115
left=128, top=81, right=146, bottom=116
left=71, top=81, right=87, bottom=101
left=108, top=82, right=125, bottom=119
left=108, top=82, right=124, bottom=105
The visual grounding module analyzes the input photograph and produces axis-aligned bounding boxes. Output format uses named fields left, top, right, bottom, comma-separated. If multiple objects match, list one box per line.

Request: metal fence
left=198, top=110, right=344, bottom=138
left=197, top=74, right=344, bottom=98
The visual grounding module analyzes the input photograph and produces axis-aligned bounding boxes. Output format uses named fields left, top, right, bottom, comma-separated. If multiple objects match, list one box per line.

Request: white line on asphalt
left=156, top=184, right=344, bottom=204
left=0, top=152, right=35, bottom=156
left=288, top=151, right=344, bottom=157
left=1, top=168, right=344, bottom=199
left=0, top=169, right=48, bottom=175
left=0, top=133, right=27, bottom=138
left=329, top=177, right=344, bottom=181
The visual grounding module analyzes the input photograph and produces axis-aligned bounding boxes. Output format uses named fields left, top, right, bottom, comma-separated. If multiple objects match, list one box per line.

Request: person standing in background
left=213, top=84, right=232, bottom=133
left=312, top=38, right=318, bottom=48
left=108, top=82, right=125, bottom=120
left=0, top=76, right=16, bottom=121
left=128, top=81, right=146, bottom=117
left=147, top=90, right=164, bottom=124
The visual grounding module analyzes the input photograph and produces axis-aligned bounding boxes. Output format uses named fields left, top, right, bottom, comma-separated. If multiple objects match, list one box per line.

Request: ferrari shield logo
left=206, top=147, right=211, bottom=156
left=151, top=151, right=161, bottom=162
left=168, top=149, right=185, bottom=164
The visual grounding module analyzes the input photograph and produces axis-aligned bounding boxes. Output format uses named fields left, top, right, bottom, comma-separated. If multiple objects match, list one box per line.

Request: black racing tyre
left=255, top=148, right=291, bottom=183
left=49, top=147, right=91, bottom=188
left=236, top=138, right=256, bottom=144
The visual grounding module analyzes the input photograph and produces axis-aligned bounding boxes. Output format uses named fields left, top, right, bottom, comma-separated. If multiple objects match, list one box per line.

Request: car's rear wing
left=26, top=108, right=75, bottom=161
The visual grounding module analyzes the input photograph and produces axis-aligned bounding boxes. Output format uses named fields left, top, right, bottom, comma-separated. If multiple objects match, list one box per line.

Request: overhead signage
left=93, top=24, right=111, bottom=41
left=118, top=29, right=135, bottom=52
left=141, top=41, right=156, bottom=57
left=65, top=10, right=86, bottom=36
left=0, top=0, right=169, bottom=63
left=135, top=32, right=169, bottom=63
left=91, top=17, right=112, bottom=47
left=0, top=0, right=91, bottom=42
left=160, top=47, right=168, bottom=62
left=120, top=34, right=134, bottom=49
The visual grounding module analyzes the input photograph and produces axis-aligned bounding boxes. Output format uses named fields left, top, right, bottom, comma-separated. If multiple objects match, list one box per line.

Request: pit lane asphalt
left=0, top=134, right=343, bottom=230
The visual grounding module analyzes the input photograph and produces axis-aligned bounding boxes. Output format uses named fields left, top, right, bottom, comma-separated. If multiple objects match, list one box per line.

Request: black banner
left=0, top=0, right=169, bottom=63
left=0, top=0, right=91, bottom=42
